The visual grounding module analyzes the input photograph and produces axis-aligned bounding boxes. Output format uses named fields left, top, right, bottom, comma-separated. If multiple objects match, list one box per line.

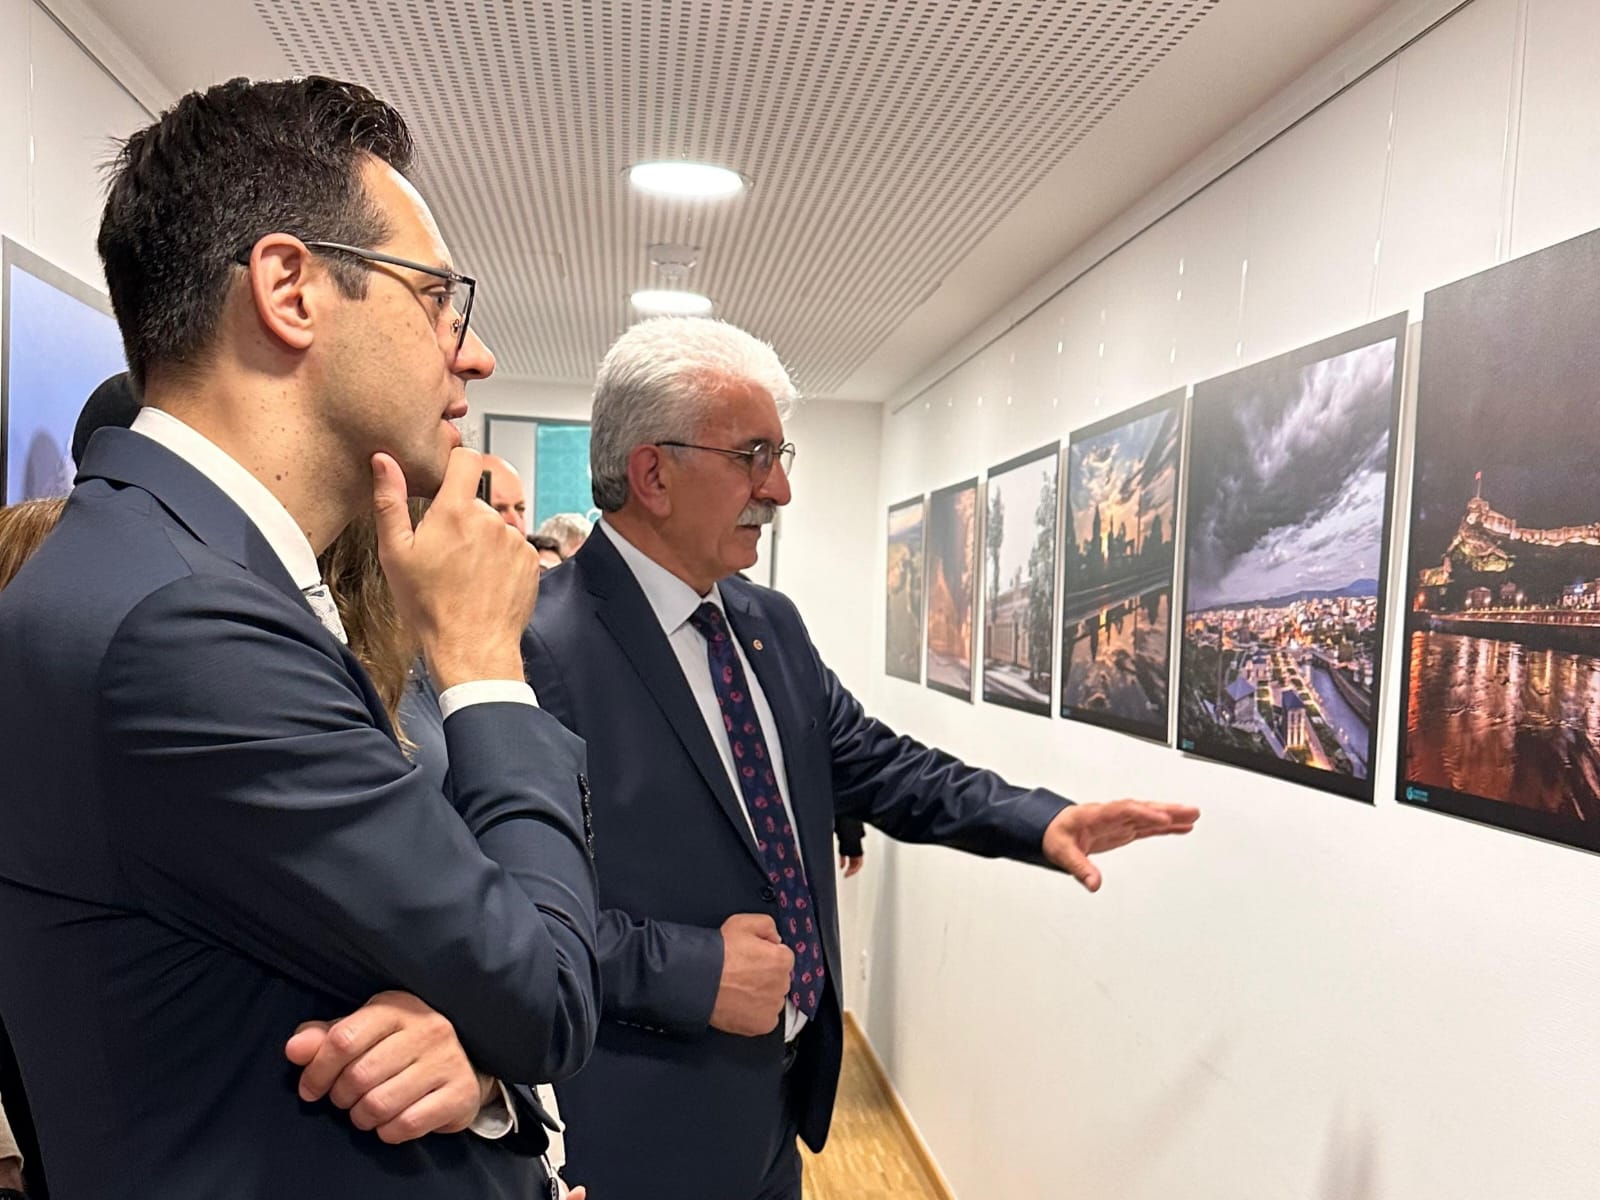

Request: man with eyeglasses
left=521, top=316, right=1200, bottom=1200
left=0, top=77, right=599, bottom=1198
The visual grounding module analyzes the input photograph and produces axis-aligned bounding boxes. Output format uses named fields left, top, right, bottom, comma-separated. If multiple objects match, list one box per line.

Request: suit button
left=762, top=886, right=777, bottom=902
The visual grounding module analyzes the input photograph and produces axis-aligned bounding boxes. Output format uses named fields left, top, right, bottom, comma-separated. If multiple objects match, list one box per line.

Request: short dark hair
left=71, top=372, right=140, bottom=466
left=97, top=76, right=415, bottom=388
left=529, top=535, right=563, bottom=555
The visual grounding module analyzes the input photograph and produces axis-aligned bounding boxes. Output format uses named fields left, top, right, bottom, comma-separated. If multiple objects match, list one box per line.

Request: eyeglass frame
left=230, top=238, right=477, bottom=363
left=656, top=439, right=797, bottom=480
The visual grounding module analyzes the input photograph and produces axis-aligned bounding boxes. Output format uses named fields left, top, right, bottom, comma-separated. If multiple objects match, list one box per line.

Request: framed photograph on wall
left=981, top=443, right=1058, bottom=715
left=925, top=477, right=979, bottom=701
left=1060, top=391, right=1183, bottom=741
left=2, top=238, right=126, bottom=503
left=1398, top=227, right=1600, bottom=854
left=1177, top=314, right=1406, bottom=802
left=885, top=495, right=926, bottom=683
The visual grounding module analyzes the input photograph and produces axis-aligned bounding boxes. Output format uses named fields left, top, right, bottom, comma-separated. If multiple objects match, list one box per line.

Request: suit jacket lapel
left=79, top=429, right=395, bottom=741
left=578, top=534, right=767, bottom=874
left=79, top=428, right=305, bottom=609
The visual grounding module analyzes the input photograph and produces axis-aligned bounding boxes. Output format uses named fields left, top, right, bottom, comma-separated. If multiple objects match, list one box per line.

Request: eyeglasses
left=657, top=439, right=797, bottom=480
left=232, top=239, right=477, bottom=363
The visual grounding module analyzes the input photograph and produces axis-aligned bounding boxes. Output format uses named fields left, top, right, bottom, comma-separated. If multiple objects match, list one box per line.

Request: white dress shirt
left=127, top=406, right=529, bottom=1138
left=598, top=520, right=810, bottom=1041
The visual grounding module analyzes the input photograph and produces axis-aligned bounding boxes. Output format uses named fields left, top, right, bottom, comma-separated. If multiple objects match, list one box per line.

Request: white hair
left=589, top=317, right=797, bottom=511
left=535, top=511, right=592, bottom=549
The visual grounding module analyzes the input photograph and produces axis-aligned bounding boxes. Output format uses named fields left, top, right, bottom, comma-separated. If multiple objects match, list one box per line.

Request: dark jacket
left=523, top=526, right=1069, bottom=1200
left=0, top=429, right=600, bottom=1198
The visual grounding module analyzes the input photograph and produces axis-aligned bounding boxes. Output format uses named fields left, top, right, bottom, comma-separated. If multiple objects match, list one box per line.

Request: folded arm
left=96, top=573, right=600, bottom=1085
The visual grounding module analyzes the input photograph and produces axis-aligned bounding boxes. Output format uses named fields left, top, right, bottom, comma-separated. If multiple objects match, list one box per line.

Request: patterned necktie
left=687, top=601, right=823, bottom=1019
left=302, top=583, right=348, bottom=644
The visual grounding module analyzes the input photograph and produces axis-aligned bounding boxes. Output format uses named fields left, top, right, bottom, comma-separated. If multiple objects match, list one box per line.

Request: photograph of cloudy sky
left=1179, top=314, right=1405, bottom=801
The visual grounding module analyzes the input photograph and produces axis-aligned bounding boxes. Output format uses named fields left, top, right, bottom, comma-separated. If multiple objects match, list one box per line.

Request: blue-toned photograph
left=3, top=240, right=126, bottom=504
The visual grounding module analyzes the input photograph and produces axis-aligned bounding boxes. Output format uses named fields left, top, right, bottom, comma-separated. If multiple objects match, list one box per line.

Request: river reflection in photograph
left=1060, top=389, right=1183, bottom=741
left=1406, top=630, right=1600, bottom=824
left=1396, top=223, right=1600, bottom=852
left=1062, top=586, right=1170, bottom=739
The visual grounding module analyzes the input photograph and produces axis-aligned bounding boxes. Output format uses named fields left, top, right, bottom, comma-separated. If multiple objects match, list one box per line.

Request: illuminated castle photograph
left=1398, top=223, right=1600, bottom=849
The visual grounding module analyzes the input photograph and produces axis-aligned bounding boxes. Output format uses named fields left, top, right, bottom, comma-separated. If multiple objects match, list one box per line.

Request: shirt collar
left=597, top=518, right=724, bottom=636
left=129, top=407, right=322, bottom=591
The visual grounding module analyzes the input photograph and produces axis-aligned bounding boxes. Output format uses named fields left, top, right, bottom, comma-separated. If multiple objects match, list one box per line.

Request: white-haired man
left=523, top=316, right=1199, bottom=1200
left=535, top=512, right=592, bottom=559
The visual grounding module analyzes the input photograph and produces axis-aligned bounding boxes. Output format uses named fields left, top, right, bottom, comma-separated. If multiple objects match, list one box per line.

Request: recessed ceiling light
left=627, top=160, right=746, bottom=199
left=630, top=289, right=714, bottom=316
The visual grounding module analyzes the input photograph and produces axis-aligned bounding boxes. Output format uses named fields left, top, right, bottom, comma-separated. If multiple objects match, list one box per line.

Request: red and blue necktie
left=688, top=601, right=823, bottom=1019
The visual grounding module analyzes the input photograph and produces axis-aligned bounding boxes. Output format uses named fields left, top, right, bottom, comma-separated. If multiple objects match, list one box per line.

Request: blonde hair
left=0, top=498, right=68, bottom=591
left=319, top=503, right=426, bottom=753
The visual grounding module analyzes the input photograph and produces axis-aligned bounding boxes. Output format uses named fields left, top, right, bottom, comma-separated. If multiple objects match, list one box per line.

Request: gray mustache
left=737, top=502, right=777, bottom=527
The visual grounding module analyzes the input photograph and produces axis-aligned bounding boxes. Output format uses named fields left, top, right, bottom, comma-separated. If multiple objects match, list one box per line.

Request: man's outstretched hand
left=1042, top=800, right=1199, bottom=892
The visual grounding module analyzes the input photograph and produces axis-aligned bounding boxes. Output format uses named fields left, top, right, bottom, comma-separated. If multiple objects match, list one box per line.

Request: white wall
left=857, top=1, right=1600, bottom=1198
left=0, top=0, right=150, bottom=295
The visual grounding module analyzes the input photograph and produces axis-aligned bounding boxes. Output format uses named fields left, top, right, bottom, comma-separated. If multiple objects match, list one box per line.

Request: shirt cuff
left=438, top=679, right=540, bottom=719
left=468, top=1078, right=519, bottom=1140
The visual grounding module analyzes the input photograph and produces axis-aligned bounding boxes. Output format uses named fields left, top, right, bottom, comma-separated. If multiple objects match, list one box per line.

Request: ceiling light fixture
left=630, top=289, right=714, bottom=316
left=628, top=160, right=746, bottom=199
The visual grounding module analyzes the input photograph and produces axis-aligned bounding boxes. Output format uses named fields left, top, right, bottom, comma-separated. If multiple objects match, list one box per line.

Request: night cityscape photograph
left=1400, top=227, right=1600, bottom=852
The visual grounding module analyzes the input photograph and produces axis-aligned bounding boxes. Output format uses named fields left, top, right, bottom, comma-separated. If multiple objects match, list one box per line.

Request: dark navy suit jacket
left=523, top=526, right=1070, bottom=1200
left=0, top=429, right=601, bottom=1198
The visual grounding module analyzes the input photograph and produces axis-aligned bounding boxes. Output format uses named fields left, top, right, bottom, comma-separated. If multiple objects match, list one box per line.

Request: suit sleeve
left=590, top=910, right=724, bottom=1036
left=810, top=638, right=1070, bottom=864
left=94, top=574, right=600, bottom=1084
left=521, top=617, right=726, bottom=1038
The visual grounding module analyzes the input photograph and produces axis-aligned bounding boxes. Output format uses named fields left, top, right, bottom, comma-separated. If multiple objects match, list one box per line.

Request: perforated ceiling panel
left=256, top=0, right=1220, bottom=394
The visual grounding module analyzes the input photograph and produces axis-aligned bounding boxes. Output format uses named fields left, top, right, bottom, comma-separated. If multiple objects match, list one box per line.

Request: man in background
left=530, top=535, right=565, bottom=571
left=482, top=453, right=530, bottom=536
left=524, top=316, right=1198, bottom=1200
left=536, top=511, right=592, bottom=558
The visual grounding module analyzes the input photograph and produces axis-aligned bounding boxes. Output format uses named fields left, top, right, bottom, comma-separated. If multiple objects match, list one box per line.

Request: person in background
left=536, top=512, right=592, bottom=559
left=0, top=75, right=598, bottom=1199
left=70, top=373, right=140, bottom=468
left=481, top=453, right=529, bottom=536
left=834, top=817, right=865, bottom=878
left=530, top=534, right=564, bottom=572
left=0, top=1095, right=25, bottom=1199
left=0, top=500, right=69, bottom=1200
left=0, top=501, right=66, bottom=593
left=523, top=315, right=1199, bottom=1200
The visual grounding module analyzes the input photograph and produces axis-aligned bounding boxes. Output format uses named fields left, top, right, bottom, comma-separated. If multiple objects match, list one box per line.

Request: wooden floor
left=800, top=1017, right=950, bottom=1200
